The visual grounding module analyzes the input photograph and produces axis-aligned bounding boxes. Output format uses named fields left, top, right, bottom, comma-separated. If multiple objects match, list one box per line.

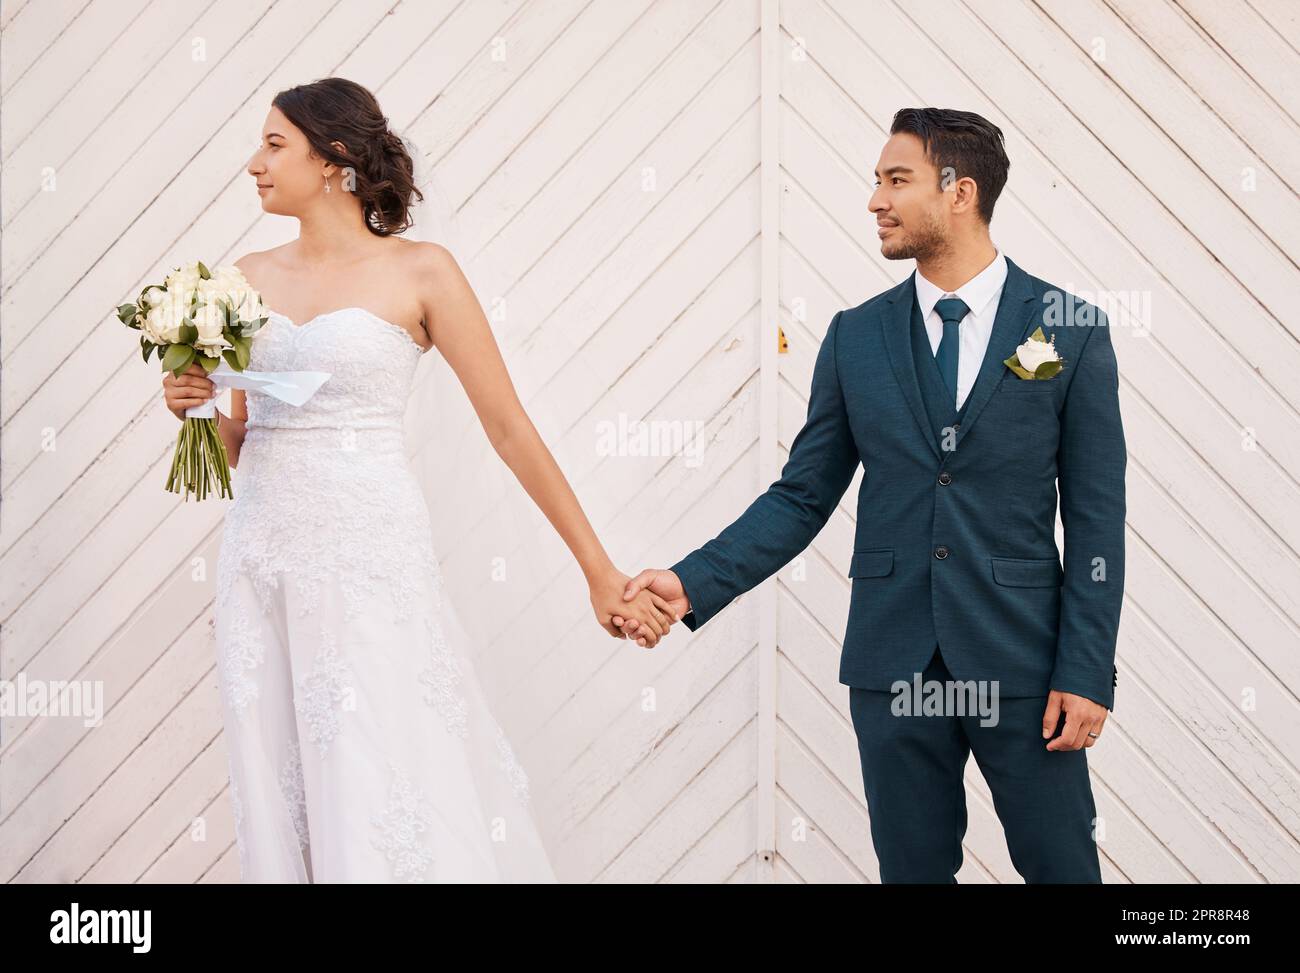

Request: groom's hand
left=1042, top=690, right=1108, bottom=751
left=613, top=569, right=691, bottom=647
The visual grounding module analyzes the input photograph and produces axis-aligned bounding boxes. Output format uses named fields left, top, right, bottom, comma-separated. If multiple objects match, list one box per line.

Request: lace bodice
left=246, top=307, right=427, bottom=435
left=216, top=308, right=441, bottom=620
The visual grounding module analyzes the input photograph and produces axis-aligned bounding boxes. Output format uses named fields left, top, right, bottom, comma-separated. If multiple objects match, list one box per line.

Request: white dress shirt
left=913, top=249, right=1008, bottom=409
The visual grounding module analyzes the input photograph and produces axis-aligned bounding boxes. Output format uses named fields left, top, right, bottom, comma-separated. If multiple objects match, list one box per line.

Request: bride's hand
left=591, top=570, right=676, bottom=647
left=163, top=362, right=216, bottom=421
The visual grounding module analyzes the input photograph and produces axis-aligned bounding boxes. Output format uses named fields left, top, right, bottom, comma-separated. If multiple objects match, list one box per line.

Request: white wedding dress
left=213, top=306, right=557, bottom=883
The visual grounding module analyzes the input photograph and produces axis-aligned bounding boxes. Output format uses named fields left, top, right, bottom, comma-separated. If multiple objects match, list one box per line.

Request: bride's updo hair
left=272, top=77, right=424, bottom=236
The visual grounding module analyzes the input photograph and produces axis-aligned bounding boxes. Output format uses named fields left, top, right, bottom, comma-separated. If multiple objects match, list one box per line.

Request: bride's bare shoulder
left=400, top=237, right=452, bottom=265
left=404, top=239, right=469, bottom=291
left=403, top=241, right=472, bottom=345
left=233, top=245, right=279, bottom=277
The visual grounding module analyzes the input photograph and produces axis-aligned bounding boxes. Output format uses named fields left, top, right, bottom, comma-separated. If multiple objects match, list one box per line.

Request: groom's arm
left=669, top=310, right=860, bottom=631
left=1050, top=307, right=1126, bottom=710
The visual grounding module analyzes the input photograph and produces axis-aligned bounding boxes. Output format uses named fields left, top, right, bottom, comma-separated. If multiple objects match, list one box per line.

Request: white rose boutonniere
left=1004, top=326, right=1065, bottom=380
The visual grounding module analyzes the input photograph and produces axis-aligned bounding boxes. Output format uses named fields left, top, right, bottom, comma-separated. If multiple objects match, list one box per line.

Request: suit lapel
left=880, top=257, right=1040, bottom=460
left=949, top=256, right=1038, bottom=452
left=882, top=272, right=941, bottom=462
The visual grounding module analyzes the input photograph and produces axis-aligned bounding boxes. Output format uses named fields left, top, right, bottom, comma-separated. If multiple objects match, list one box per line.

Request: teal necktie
left=933, top=296, right=970, bottom=405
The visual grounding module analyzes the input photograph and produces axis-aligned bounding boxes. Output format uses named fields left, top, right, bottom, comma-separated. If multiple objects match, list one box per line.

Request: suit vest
left=910, top=292, right=971, bottom=447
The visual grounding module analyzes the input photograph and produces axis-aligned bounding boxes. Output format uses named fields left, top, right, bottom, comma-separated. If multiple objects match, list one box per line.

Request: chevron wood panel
left=1, top=0, right=1295, bottom=885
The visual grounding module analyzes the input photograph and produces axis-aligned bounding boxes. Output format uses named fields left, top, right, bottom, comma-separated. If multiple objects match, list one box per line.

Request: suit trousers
left=848, top=645, right=1102, bottom=883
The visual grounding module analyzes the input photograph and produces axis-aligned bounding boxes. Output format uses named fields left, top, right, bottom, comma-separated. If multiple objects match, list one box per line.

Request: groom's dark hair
left=890, top=108, right=1010, bottom=224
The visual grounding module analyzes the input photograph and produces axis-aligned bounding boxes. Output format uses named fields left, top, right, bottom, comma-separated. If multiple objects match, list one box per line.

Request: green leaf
left=1034, top=359, right=1063, bottom=379
left=1027, top=325, right=1048, bottom=343
left=179, top=320, right=198, bottom=345
left=140, top=337, right=156, bottom=363
left=197, top=260, right=211, bottom=279
left=196, top=353, right=220, bottom=371
left=233, top=335, right=250, bottom=369
left=161, top=342, right=195, bottom=375
left=117, top=303, right=140, bottom=326
left=222, top=349, right=242, bottom=371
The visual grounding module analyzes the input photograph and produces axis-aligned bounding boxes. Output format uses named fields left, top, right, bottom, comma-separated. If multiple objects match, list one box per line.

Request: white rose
left=1015, top=335, right=1060, bottom=373
left=165, top=277, right=196, bottom=319
left=193, top=301, right=231, bottom=357
left=212, top=265, right=247, bottom=292
left=194, top=276, right=224, bottom=304
left=140, top=305, right=166, bottom=344
left=227, top=288, right=267, bottom=328
left=165, top=263, right=202, bottom=294
left=146, top=300, right=185, bottom=345
left=141, top=285, right=167, bottom=309
left=199, top=266, right=259, bottom=324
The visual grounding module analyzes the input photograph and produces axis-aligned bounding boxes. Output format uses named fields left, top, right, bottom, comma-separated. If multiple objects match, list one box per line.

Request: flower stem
left=165, top=417, right=233, bottom=501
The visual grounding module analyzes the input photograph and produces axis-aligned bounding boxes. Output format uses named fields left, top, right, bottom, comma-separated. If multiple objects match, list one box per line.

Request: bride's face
left=246, top=108, right=331, bottom=217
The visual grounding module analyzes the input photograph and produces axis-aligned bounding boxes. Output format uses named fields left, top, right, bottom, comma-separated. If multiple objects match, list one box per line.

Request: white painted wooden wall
left=2, top=0, right=1296, bottom=884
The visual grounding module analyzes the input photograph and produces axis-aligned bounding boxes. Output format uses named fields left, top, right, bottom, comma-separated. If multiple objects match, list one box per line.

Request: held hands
left=591, top=568, right=677, bottom=648
left=612, top=569, right=691, bottom=648
left=1042, top=690, right=1108, bottom=751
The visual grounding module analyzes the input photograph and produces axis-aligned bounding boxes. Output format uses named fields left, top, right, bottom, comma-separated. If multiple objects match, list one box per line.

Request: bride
left=160, top=78, right=677, bottom=882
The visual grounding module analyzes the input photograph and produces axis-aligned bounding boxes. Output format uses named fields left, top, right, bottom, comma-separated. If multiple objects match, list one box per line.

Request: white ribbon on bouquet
left=183, top=360, right=331, bottom=419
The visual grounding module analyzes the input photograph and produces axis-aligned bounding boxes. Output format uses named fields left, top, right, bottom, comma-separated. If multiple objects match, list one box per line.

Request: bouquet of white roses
left=117, top=261, right=268, bottom=501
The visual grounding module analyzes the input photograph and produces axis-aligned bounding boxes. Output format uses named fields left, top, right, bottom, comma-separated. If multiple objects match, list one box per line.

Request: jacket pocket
left=998, top=379, right=1058, bottom=393
left=848, top=548, right=894, bottom=578
left=990, top=556, right=1063, bottom=587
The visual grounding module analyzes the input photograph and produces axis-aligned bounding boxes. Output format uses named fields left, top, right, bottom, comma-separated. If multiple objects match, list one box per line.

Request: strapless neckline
left=265, top=306, right=430, bottom=355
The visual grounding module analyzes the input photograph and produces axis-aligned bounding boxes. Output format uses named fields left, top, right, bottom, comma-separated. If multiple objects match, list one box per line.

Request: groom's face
left=869, top=133, right=950, bottom=262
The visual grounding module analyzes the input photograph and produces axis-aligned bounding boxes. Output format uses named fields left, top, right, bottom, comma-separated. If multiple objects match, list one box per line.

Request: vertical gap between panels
left=757, top=0, right=780, bottom=882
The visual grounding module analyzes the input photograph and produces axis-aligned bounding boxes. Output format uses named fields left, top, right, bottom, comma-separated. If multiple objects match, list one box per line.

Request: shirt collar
left=913, top=249, right=1008, bottom=321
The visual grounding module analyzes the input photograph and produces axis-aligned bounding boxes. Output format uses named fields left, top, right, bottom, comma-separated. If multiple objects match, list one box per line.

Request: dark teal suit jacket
left=669, top=257, right=1126, bottom=710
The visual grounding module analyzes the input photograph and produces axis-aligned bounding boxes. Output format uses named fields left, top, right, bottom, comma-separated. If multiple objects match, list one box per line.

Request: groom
left=615, top=108, right=1125, bottom=883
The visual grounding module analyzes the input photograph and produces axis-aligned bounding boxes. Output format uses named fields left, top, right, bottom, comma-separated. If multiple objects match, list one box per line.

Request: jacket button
left=938, top=471, right=952, bottom=485
left=934, top=545, right=949, bottom=559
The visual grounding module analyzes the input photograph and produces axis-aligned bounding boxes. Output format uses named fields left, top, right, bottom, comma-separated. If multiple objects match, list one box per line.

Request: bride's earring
left=323, top=173, right=331, bottom=194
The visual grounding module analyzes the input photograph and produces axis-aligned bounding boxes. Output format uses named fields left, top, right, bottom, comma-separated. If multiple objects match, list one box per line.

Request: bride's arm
left=217, top=388, right=248, bottom=469
left=416, top=243, right=676, bottom=644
